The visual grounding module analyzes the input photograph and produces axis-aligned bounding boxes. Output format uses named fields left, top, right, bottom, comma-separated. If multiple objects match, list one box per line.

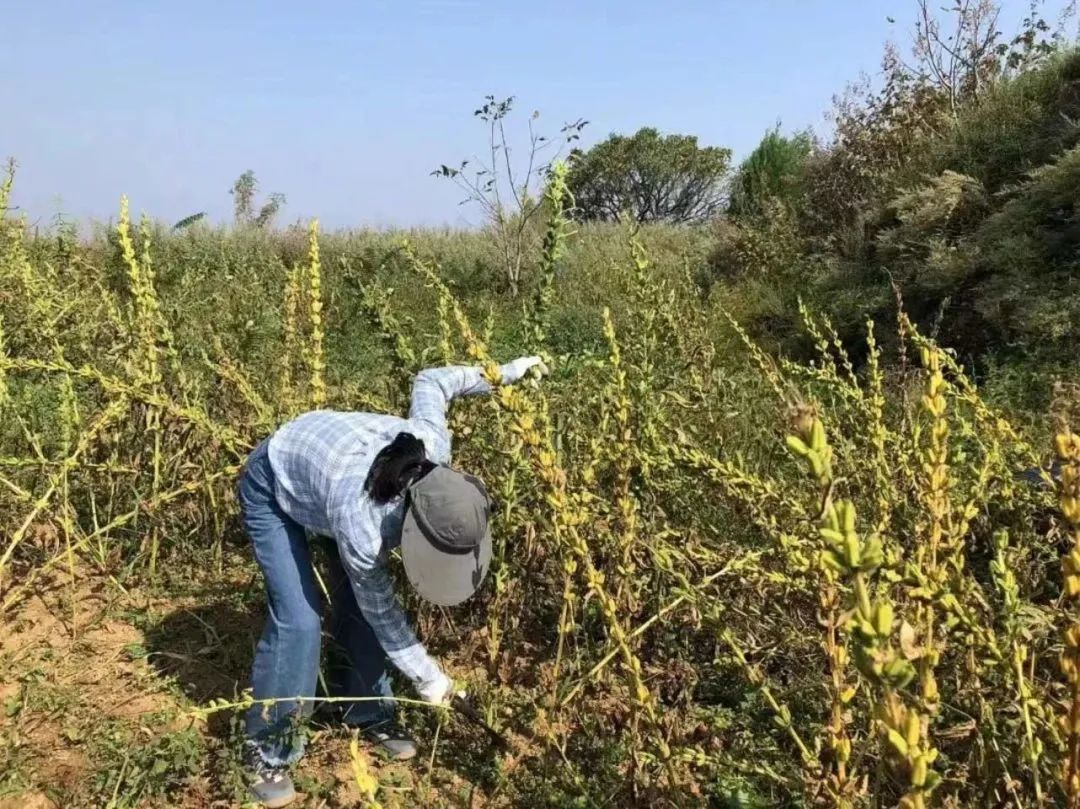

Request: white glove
left=417, top=670, right=453, bottom=705
left=501, top=355, right=549, bottom=384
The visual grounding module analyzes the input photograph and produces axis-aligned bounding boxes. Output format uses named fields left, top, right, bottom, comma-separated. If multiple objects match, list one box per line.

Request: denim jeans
left=239, top=440, right=394, bottom=766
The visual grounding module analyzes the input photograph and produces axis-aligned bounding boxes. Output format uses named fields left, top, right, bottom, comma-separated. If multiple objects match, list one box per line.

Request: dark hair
left=364, top=432, right=435, bottom=504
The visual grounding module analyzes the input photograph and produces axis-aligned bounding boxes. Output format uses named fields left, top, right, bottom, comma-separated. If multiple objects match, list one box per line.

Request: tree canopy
left=727, top=127, right=814, bottom=218
left=566, top=128, right=731, bottom=224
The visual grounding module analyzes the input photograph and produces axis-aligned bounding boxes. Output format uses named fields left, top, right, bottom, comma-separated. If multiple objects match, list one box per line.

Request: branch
left=498, top=117, right=520, bottom=214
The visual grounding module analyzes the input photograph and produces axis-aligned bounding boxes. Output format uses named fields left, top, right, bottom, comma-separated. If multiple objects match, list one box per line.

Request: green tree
left=728, top=127, right=814, bottom=218
left=566, top=128, right=731, bottom=223
left=229, top=170, right=286, bottom=228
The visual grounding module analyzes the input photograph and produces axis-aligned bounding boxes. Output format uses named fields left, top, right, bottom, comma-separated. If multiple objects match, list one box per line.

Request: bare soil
left=0, top=563, right=498, bottom=808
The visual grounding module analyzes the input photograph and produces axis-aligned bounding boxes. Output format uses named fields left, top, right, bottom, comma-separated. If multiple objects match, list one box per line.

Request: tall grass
left=2, top=162, right=1078, bottom=806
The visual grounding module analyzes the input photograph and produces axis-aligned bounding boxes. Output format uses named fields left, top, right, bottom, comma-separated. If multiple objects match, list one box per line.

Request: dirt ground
left=0, top=561, right=503, bottom=808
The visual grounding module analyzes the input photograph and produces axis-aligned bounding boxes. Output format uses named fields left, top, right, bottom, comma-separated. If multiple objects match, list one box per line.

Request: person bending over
left=236, top=356, right=545, bottom=807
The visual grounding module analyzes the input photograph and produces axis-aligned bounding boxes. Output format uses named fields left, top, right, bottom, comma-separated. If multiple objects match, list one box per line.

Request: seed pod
left=874, top=602, right=894, bottom=636
left=884, top=659, right=916, bottom=688
left=821, top=550, right=846, bottom=574
left=842, top=501, right=857, bottom=534
left=861, top=537, right=884, bottom=572
left=912, top=754, right=928, bottom=787
left=819, top=527, right=845, bottom=546
left=905, top=712, right=921, bottom=749
left=844, top=532, right=861, bottom=568
left=785, top=435, right=810, bottom=457
left=886, top=727, right=908, bottom=756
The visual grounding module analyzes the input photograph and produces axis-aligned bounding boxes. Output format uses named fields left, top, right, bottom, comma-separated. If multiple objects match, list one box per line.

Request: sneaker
left=362, top=720, right=418, bottom=761
left=244, top=745, right=297, bottom=808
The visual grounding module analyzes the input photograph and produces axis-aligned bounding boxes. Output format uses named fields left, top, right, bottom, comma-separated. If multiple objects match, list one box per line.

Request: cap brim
left=401, top=504, right=492, bottom=607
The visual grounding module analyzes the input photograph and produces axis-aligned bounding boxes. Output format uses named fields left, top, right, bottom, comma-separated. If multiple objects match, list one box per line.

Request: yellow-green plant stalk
left=787, top=414, right=853, bottom=799
left=524, top=160, right=570, bottom=358
left=1, top=355, right=249, bottom=459
left=1058, top=427, right=1080, bottom=806
left=821, top=496, right=934, bottom=808
left=865, top=320, right=894, bottom=535
left=118, top=200, right=166, bottom=575
left=356, top=279, right=419, bottom=403
left=405, top=244, right=674, bottom=780
left=602, top=309, right=639, bottom=607
left=990, top=529, right=1043, bottom=801
left=0, top=172, right=58, bottom=332
left=906, top=332, right=1005, bottom=683
left=622, top=234, right=671, bottom=480
left=279, top=262, right=302, bottom=415
left=348, top=732, right=384, bottom=809
left=722, top=306, right=787, bottom=403
left=49, top=331, right=82, bottom=629
left=787, top=413, right=938, bottom=806
left=208, top=338, right=275, bottom=429
left=722, top=630, right=816, bottom=770
left=138, top=213, right=192, bottom=401
left=797, top=300, right=861, bottom=402
left=305, top=220, right=326, bottom=407
left=0, top=314, right=8, bottom=408
left=859, top=343, right=951, bottom=807
left=821, top=311, right=859, bottom=392
left=915, top=346, right=947, bottom=714
left=117, top=200, right=160, bottom=388
left=0, top=396, right=129, bottom=585
left=435, top=291, right=455, bottom=365
left=904, top=313, right=1039, bottom=473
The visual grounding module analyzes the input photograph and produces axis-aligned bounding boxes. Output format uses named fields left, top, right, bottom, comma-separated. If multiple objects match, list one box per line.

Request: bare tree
left=904, top=0, right=1077, bottom=114
left=434, top=97, right=586, bottom=296
left=909, top=0, right=1003, bottom=113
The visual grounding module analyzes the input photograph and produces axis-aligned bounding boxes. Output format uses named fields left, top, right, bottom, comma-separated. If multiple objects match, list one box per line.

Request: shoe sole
left=250, top=787, right=297, bottom=808
left=371, top=743, right=417, bottom=762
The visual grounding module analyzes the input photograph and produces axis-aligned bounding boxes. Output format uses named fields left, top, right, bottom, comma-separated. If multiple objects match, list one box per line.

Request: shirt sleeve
left=328, top=496, right=442, bottom=688
left=407, top=364, right=504, bottom=463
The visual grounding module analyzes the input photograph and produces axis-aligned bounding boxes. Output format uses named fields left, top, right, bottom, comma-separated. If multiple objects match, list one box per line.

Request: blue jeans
left=239, top=440, right=394, bottom=766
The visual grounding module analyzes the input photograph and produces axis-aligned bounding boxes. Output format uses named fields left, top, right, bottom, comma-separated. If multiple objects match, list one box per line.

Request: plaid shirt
left=266, top=364, right=512, bottom=687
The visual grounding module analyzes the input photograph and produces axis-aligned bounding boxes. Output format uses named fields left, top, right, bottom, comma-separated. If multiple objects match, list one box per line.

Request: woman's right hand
left=417, top=670, right=453, bottom=705
left=502, top=355, right=549, bottom=384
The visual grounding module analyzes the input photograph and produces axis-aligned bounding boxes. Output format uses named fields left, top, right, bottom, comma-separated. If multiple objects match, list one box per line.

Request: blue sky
left=3, top=0, right=1075, bottom=229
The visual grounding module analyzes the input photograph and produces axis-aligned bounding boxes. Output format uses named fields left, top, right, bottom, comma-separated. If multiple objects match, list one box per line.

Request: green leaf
left=4, top=695, right=21, bottom=717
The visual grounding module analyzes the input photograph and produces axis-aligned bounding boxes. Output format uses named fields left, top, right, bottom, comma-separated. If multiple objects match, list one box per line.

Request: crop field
left=1, top=152, right=1080, bottom=809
